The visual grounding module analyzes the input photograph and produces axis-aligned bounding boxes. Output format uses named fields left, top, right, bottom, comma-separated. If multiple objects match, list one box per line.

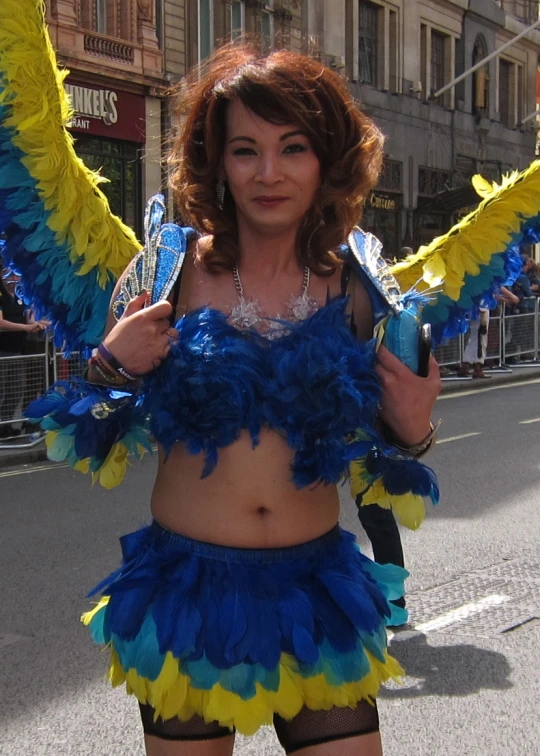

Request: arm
left=496, top=286, right=519, bottom=306
left=351, top=272, right=440, bottom=447
left=25, top=266, right=175, bottom=486
left=0, top=312, right=34, bottom=332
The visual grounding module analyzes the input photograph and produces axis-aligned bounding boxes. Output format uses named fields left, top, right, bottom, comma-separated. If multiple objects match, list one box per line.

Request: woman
left=35, top=46, right=440, bottom=755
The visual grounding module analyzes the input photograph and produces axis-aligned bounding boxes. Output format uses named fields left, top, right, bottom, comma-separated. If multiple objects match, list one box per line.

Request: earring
left=216, top=179, right=225, bottom=210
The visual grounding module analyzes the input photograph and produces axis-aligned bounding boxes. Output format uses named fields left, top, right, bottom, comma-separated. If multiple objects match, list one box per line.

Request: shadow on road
left=381, top=632, right=513, bottom=699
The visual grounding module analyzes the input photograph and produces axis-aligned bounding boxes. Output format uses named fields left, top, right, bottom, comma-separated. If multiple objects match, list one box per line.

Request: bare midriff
left=150, top=428, right=340, bottom=548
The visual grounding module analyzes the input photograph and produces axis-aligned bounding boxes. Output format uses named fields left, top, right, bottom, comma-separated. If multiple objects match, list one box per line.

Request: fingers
left=122, top=291, right=148, bottom=319
left=142, top=299, right=173, bottom=321
left=376, top=344, right=410, bottom=375
left=378, top=343, right=440, bottom=381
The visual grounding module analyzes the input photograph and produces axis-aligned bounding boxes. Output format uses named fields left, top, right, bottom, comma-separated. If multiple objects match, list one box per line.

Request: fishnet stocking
left=139, top=704, right=233, bottom=741
left=273, top=701, right=380, bottom=754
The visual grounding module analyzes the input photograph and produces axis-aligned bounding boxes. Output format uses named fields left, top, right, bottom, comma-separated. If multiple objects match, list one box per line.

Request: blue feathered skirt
left=82, top=522, right=407, bottom=735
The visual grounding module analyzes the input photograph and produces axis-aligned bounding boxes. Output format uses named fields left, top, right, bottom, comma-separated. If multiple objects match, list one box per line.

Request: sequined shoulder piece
left=113, top=195, right=199, bottom=320
left=346, top=228, right=402, bottom=314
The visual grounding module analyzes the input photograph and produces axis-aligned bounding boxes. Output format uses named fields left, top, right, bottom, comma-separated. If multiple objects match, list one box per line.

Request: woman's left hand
left=376, top=345, right=442, bottom=447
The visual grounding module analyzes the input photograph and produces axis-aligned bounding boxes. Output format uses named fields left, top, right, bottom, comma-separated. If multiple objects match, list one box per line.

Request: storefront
left=362, top=190, right=403, bottom=261
left=65, top=78, right=146, bottom=238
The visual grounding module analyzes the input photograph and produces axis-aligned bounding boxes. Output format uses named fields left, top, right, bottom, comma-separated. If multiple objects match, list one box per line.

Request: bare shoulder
left=175, top=236, right=235, bottom=316
left=350, top=272, right=374, bottom=341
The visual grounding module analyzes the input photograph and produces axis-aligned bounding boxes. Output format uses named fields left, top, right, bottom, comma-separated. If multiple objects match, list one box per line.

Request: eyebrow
left=228, top=129, right=306, bottom=144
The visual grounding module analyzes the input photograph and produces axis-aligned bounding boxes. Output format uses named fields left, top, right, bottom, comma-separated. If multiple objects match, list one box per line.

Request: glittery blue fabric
left=143, top=297, right=381, bottom=488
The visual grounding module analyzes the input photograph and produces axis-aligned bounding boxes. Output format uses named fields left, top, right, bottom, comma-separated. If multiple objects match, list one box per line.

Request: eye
left=284, top=143, right=309, bottom=154
left=232, top=147, right=257, bottom=156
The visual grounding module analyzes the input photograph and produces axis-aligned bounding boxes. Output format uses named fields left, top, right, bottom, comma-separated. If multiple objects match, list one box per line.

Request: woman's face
left=222, top=99, right=321, bottom=235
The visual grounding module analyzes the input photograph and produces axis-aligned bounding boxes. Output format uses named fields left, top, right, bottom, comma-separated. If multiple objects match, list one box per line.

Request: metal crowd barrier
left=433, top=298, right=540, bottom=372
left=1, top=298, right=540, bottom=449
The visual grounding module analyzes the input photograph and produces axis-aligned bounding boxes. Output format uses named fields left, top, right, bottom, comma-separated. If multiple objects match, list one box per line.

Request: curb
left=440, top=366, right=540, bottom=394
left=0, top=444, right=48, bottom=471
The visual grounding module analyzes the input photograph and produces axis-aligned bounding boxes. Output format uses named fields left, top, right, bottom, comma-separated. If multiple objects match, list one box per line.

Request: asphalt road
left=2, top=378, right=540, bottom=755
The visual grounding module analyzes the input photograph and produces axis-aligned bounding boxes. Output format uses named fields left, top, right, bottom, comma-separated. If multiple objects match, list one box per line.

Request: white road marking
left=519, top=417, right=540, bottom=424
left=415, top=594, right=509, bottom=634
left=389, top=594, right=511, bottom=643
left=439, top=377, right=540, bottom=400
left=437, top=432, right=481, bottom=444
left=0, top=462, right=67, bottom=478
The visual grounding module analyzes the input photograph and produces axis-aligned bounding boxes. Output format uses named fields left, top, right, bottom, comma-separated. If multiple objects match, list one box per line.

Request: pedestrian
left=458, top=306, right=491, bottom=378
left=0, top=269, right=45, bottom=438
left=26, top=45, right=441, bottom=755
left=459, top=285, right=520, bottom=377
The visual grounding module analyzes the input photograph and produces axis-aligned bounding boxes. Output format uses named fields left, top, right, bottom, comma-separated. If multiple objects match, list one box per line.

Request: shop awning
left=417, top=184, right=480, bottom=213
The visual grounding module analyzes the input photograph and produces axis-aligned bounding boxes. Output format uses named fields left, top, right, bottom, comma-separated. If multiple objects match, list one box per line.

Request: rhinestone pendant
left=229, top=297, right=265, bottom=329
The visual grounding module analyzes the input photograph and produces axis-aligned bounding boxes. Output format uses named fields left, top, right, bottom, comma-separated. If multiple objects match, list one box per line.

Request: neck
left=236, top=217, right=302, bottom=278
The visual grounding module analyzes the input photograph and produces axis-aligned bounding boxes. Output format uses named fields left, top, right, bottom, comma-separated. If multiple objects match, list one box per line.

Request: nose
left=255, top=152, right=284, bottom=185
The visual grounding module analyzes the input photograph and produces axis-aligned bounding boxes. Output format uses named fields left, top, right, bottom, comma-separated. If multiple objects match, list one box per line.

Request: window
left=230, top=0, right=245, bottom=40
left=418, top=167, right=450, bottom=196
left=378, top=159, right=402, bottom=192
left=94, top=0, right=107, bottom=34
left=430, top=31, right=446, bottom=98
left=198, top=0, right=213, bottom=62
left=472, top=36, right=489, bottom=114
left=517, top=64, right=524, bottom=124
left=359, top=1, right=379, bottom=86
left=261, top=2, right=274, bottom=52
left=499, top=59, right=512, bottom=127
left=75, top=136, right=142, bottom=239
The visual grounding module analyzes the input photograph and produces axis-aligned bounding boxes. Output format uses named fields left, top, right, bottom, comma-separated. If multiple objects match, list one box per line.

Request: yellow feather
left=94, top=647, right=403, bottom=736
left=0, top=0, right=141, bottom=285
left=391, top=160, right=540, bottom=300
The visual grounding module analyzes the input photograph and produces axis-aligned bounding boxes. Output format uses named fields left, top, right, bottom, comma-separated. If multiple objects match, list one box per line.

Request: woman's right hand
left=102, top=292, right=176, bottom=376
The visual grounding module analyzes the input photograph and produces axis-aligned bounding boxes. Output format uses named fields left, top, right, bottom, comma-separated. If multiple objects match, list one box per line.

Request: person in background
left=458, top=286, right=518, bottom=378
left=0, top=269, right=45, bottom=438
left=21, top=308, right=51, bottom=435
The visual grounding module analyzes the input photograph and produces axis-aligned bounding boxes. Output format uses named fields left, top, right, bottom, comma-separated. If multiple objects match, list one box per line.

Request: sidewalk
left=2, top=364, right=540, bottom=471
left=439, top=362, right=540, bottom=393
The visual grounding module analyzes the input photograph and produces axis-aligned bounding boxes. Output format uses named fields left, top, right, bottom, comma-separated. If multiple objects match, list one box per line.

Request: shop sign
left=65, top=79, right=146, bottom=142
left=368, top=191, right=402, bottom=211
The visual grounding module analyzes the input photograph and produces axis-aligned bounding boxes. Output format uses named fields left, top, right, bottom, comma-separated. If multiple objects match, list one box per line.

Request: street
left=2, top=379, right=540, bottom=756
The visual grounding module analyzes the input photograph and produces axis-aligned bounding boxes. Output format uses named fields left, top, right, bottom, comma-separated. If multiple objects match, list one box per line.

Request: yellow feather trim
left=81, top=595, right=110, bottom=626
left=350, top=460, right=426, bottom=531
left=90, top=442, right=130, bottom=489
left=105, top=649, right=403, bottom=736
left=391, top=160, right=540, bottom=299
left=0, top=0, right=141, bottom=283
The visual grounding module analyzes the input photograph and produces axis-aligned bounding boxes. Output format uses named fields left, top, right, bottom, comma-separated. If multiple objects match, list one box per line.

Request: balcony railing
left=84, top=33, right=135, bottom=64
left=496, top=0, right=539, bottom=24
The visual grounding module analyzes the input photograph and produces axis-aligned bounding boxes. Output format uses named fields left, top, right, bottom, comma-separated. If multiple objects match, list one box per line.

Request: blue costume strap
left=112, top=194, right=198, bottom=320
left=25, top=379, right=150, bottom=488
left=343, top=228, right=423, bottom=374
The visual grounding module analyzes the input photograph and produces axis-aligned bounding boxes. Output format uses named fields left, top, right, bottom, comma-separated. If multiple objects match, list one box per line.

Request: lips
left=253, top=196, right=289, bottom=207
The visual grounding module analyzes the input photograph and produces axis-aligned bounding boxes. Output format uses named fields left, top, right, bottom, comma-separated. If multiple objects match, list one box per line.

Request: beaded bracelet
left=97, top=342, right=137, bottom=382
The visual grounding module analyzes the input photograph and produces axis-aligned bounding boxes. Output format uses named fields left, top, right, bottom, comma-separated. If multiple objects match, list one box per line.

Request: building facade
left=45, top=1, right=539, bottom=257
left=45, top=0, right=166, bottom=238
left=309, top=0, right=540, bottom=258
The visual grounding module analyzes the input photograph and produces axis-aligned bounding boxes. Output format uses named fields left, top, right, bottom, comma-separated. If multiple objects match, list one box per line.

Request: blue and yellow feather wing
left=0, top=0, right=141, bottom=350
left=391, top=162, right=540, bottom=344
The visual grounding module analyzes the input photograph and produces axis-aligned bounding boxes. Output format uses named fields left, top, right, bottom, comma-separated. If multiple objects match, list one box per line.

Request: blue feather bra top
left=143, top=296, right=381, bottom=488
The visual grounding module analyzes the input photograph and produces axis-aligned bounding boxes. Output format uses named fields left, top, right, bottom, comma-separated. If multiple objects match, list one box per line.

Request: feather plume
left=83, top=524, right=405, bottom=733
left=391, top=162, right=540, bottom=344
left=0, top=0, right=141, bottom=349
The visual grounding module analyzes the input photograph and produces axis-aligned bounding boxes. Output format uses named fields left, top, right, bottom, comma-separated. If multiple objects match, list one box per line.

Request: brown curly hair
left=169, top=44, right=384, bottom=275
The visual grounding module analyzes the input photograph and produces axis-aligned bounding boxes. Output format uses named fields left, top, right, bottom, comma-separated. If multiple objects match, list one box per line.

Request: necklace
left=229, top=264, right=319, bottom=333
